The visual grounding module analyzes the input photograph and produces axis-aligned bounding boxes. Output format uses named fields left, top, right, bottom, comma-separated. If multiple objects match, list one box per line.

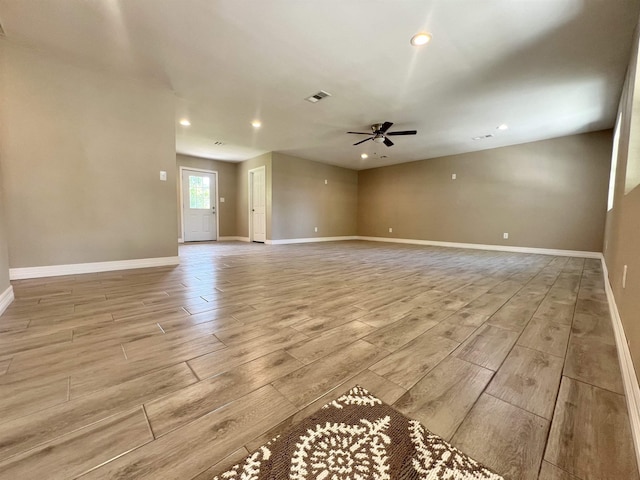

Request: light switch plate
left=220, top=197, right=225, bottom=203
left=160, top=171, right=167, bottom=181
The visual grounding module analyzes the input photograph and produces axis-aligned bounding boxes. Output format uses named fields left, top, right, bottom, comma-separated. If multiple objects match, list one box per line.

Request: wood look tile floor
left=0, top=241, right=637, bottom=480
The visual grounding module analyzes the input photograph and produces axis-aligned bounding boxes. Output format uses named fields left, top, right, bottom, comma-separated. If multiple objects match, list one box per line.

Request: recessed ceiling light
left=179, top=119, right=191, bottom=126
left=410, top=32, right=432, bottom=46
left=251, top=120, right=262, bottom=128
left=497, top=124, right=509, bottom=130
left=361, top=153, right=368, bottom=159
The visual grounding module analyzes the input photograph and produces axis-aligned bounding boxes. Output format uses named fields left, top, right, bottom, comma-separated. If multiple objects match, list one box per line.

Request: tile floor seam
left=538, top=259, right=586, bottom=479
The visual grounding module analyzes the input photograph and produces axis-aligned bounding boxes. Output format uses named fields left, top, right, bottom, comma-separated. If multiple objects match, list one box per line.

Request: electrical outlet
left=324, top=179, right=328, bottom=185
left=389, top=228, right=393, bottom=233
left=314, top=227, right=318, bottom=233
left=220, top=197, right=225, bottom=203
left=623, top=265, right=628, bottom=289
left=503, top=232, right=509, bottom=239
left=451, top=173, right=457, bottom=180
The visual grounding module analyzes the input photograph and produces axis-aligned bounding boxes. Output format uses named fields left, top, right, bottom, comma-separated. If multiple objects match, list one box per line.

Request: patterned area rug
left=214, top=385, right=503, bottom=479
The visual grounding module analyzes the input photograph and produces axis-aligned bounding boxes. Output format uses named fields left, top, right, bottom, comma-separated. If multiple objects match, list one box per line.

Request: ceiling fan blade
left=383, top=137, right=394, bottom=147
left=379, top=122, right=394, bottom=134
left=386, top=130, right=417, bottom=136
left=353, top=137, right=373, bottom=146
left=347, top=132, right=372, bottom=135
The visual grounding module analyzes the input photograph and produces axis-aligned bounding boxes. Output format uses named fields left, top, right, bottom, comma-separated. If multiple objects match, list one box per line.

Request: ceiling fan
left=347, top=122, right=417, bottom=147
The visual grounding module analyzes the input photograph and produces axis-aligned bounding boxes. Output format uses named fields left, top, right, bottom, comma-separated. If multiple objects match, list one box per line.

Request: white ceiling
left=0, top=0, right=638, bottom=170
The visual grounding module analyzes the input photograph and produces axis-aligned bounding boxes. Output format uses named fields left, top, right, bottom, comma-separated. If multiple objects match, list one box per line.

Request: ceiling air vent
left=305, top=90, right=332, bottom=103
left=472, top=134, right=495, bottom=140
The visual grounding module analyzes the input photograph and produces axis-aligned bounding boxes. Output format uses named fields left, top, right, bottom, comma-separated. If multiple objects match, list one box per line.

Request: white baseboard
left=217, top=234, right=601, bottom=258
left=266, top=236, right=359, bottom=245
left=180, top=237, right=250, bottom=243
left=601, top=257, right=640, bottom=473
left=219, top=236, right=250, bottom=242
left=356, top=236, right=602, bottom=258
left=9, top=256, right=180, bottom=280
left=0, top=285, right=14, bottom=317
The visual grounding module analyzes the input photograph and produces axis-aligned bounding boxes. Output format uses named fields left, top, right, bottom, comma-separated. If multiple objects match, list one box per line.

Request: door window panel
left=189, top=176, right=210, bottom=209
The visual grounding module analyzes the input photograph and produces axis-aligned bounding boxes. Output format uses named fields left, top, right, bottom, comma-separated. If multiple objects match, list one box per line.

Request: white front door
left=182, top=170, right=217, bottom=242
left=250, top=167, right=266, bottom=243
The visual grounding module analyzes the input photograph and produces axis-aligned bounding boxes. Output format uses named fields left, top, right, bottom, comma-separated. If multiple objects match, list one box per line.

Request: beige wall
left=0, top=43, right=177, bottom=268
left=625, top=23, right=640, bottom=196
left=604, top=19, right=640, bottom=382
left=176, top=154, right=238, bottom=238
left=358, top=131, right=611, bottom=252
left=271, top=153, right=358, bottom=240
left=236, top=153, right=272, bottom=240
left=178, top=151, right=359, bottom=241
left=0, top=162, right=10, bottom=293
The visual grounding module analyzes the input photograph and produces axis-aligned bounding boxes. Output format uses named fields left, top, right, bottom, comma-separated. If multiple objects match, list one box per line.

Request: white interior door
left=182, top=170, right=217, bottom=242
left=250, top=167, right=266, bottom=243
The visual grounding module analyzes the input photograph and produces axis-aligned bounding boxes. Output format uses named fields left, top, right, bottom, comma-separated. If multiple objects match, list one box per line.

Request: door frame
left=248, top=165, right=266, bottom=242
left=179, top=166, right=219, bottom=243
